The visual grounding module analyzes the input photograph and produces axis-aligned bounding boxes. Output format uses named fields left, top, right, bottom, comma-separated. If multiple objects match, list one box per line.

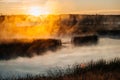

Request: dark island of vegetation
left=0, top=39, right=62, bottom=60
left=71, top=34, right=98, bottom=46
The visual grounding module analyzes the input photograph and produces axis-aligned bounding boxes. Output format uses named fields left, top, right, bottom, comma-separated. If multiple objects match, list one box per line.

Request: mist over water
left=0, top=14, right=120, bottom=79
left=0, top=38, right=120, bottom=78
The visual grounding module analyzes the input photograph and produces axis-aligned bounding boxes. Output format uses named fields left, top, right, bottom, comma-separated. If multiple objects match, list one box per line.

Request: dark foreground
left=1, top=58, right=120, bottom=80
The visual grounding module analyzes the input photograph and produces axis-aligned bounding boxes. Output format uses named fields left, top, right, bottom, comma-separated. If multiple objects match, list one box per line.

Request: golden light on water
left=28, top=6, right=50, bottom=16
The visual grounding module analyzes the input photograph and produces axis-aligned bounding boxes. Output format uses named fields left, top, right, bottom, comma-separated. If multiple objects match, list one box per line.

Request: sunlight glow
left=28, top=6, right=50, bottom=16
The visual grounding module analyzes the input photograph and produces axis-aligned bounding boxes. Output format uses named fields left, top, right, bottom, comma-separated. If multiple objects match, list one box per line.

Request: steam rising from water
left=0, top=15, right=119, bottom=43
left=0, top=38, right=120, bottom=78
left=0, top=15, right=61, bottom=43
left=0, top=14, right=120, bottom=78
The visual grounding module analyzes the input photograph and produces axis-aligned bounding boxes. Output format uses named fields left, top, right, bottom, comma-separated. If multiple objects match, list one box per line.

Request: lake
left=0, top=37, right=120, bottom=78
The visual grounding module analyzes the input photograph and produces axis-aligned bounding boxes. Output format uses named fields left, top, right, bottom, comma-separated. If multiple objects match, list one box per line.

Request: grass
left=1, top=58, right=120, bottom=80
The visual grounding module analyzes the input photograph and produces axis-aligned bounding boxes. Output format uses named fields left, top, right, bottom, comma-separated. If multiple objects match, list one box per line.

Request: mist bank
left=0, top=14, right=120, bottom=60
left=0, top=38, right=119, bottom=78
left=0, top=14, right=120, bottom=43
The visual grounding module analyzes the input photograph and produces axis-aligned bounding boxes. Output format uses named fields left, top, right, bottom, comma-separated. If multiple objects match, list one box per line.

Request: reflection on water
left=0, top=38, right=120, bottom=78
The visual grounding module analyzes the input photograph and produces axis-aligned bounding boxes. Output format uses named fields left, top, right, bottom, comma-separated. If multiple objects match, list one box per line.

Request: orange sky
left=0, top=0, right=120, bottom=15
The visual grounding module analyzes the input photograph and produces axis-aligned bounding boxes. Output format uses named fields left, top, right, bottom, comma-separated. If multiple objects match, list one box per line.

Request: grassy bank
left=1, top=58, right=120, bottom=80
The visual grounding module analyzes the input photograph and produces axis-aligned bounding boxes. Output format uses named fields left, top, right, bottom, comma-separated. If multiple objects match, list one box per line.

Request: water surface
left=0, top=38, right=120, bottom=78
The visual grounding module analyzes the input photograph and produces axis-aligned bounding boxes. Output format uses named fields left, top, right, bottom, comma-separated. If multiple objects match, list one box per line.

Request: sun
left=28, top=7, right=41, bottom=16
left=28, top=6, right=50, bottom=16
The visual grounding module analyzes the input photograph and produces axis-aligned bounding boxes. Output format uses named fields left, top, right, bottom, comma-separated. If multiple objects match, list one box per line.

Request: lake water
left=0, top=38, right=120, bottom=78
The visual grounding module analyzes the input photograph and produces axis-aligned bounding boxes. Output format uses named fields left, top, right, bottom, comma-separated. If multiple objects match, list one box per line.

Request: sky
left=0, top=0, right=120, bottom=15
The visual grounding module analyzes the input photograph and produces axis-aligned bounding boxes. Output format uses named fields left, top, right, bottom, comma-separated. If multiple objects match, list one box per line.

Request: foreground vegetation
left=1, top=58, right=120, bottom=80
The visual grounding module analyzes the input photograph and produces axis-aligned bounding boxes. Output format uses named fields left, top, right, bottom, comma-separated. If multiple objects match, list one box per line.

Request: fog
left=0, top=38, right=120, bottom=78
left=0, top=15, right=120, bottom=78
left=0, top=15, right=119, bottom=43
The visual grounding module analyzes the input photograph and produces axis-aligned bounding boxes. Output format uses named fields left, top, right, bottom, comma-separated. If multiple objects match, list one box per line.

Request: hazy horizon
left=0, top=0, right=120, bottom=15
